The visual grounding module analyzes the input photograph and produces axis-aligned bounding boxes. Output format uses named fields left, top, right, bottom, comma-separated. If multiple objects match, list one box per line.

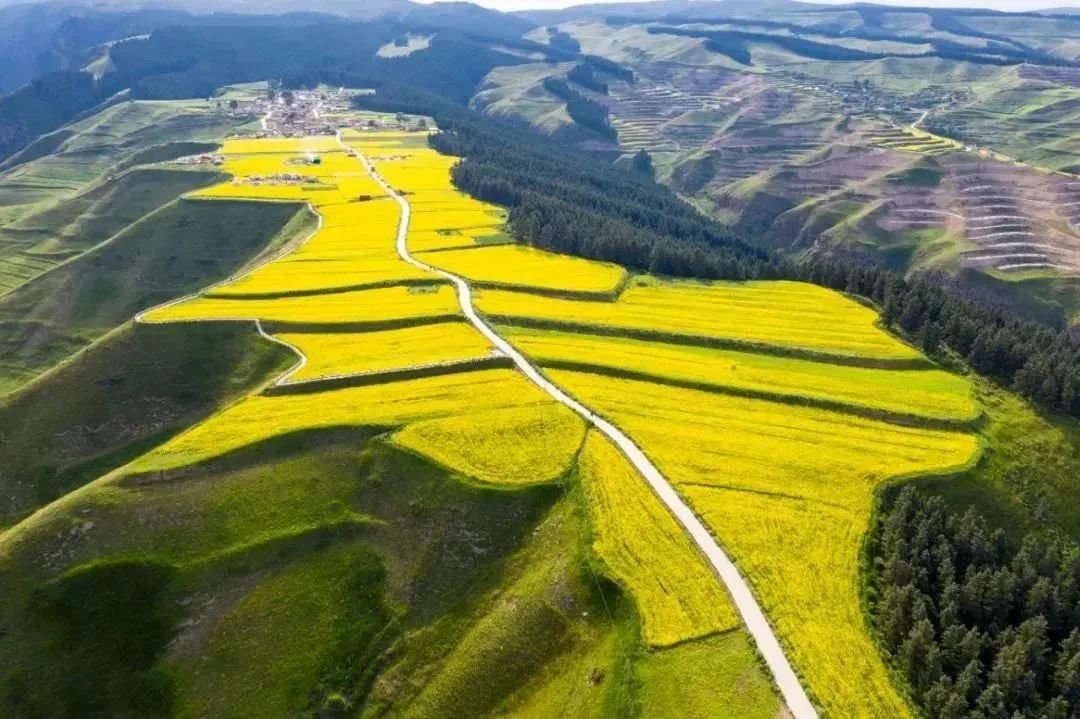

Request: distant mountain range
left=0, top=0, right=532, bottom=94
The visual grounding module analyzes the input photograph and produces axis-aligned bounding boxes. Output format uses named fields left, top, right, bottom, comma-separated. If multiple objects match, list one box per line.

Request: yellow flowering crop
left=132, top=131, right=983, bottom=719
left=407, top=209, right=504, bottom=233
left=277, top=322, right=495, bottom=381
left=406, top=190, right=476, bottom=205
left=194, top=152, right=386, bottom=207
left=318, top=200, right=400, bottom=229
left=125, top=369, right=555, bottom=474
left=410, top=199, right=504, bottom=215
left=211, top=152, right=351, bottom=179
left=392, top=403, right=586, bottom=486
left=288, top=225, right=399, bottom=259
left=504, top=327, right=976, bottom=421
left=207, top=256, right=430, bottom=296
left=479, top=278, right=923, bottom=361
left=143, top=285, right=460, bottom=325
left=406, top=230, right=483, bottom=253
left=418, top=245, right=627, bottom=295
left=578, top=432, right=739, bottom=647
left=551, top=370, right=978, bottom=508
left=550, top=369, right=979, bottom=717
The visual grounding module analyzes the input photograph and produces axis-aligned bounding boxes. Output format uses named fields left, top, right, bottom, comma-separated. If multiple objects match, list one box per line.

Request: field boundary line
left=485, top=314, right=934, bottom=369
left=344, top=132, right=819, bottom=719
left=262, top=355, right=513, bottom=395
left=535, top=359, right=980, bottom=429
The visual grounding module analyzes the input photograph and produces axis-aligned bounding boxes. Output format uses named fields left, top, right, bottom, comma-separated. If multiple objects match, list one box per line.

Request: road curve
left=343, top=132, right=819, bottom=719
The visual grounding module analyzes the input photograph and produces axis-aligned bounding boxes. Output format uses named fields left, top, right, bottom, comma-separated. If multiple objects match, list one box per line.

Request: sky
left=417, top=0, right=1078, bottom=11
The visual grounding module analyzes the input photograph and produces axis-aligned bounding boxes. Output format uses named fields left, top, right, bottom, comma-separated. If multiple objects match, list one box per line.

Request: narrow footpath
left=344, top=133, right=819, bottom=719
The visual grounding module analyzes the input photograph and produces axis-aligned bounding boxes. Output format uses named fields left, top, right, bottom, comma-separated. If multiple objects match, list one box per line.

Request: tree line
left=568, top=63, right=608, bottom=94
left=800, top=260, right=1080, bottom=417
left=541, top=76, right=616, bottom=140
left=583, top=54, right=635, bottom=83
left=869, top=487, right=1080, bottom=718
left=643, top=22, right=1071, bottom=68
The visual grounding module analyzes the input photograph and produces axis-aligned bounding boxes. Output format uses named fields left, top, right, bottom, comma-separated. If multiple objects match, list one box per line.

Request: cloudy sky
left=417, top=0, right=1076, bottom=11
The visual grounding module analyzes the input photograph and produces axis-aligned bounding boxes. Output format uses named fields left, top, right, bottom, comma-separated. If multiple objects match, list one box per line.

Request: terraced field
left=2, top=122, right=984, bottom=718
left=864, top=125, right=960, bottom=156
left=0, top=100, right=244, bottom=296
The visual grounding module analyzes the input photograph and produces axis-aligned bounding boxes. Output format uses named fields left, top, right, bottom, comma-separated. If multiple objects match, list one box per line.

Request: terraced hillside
left=0, top=98, right=283, bottom=396
left=0, top=103, right=992, bottom=717
left=483, top=17, right=1080, bottom=322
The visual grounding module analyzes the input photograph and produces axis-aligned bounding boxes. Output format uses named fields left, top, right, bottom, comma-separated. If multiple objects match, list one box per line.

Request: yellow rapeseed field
left=278, top=322, right=495, bottom=380
left=143, top=285, right=460, bottom=325
left=406, top=190, right=477, bottom=205
left=194, top=152, right=386, bottom=207
left=550, top=370, right=977, bottom=507
left=181, top=145, right=431, bottom=296
left=503, top=327, right=977, bottom=421
left=418, top=245, right=627, bottom=295
left=684, top=486, right=908, bottom=718
left=210, top=152, right=353, bottom=179
left=392, top=403, right=586, bottom=485
left=126, top=369, right=557, bottom=473
left=479, top=278, right=923, bottom=361
left=578, top=432, right=739, bottom=647
left=406, top=230, right=485, bottom=253
left=549, top=369, right=979, bottom=718
left=319, top=200, right=400, bottom=228
left=207, top=256, right=427, bottom=297
left=408, top=209, right=504, bottom=233
left=137, top=132, right=985, bottom=719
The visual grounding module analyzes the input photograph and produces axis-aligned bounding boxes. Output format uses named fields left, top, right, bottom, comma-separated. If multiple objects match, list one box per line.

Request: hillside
left=0, top=87, right=1065, bottom=719
left=473, top=9, right=1080, bottom=324
left=1, top=5, right=1080, bottom=719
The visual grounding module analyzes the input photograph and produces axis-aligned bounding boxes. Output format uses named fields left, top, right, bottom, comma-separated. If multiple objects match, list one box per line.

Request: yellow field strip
left=123, top=369, right=560, bottom=475
left=392, top=403, right=586, bottom=486
left=144, top=285, right=460, bottom=326
left=578, top=431, right=740, bottom=647
left=478, top=278, right=924, bottom=363
left=274, top=322, right=497, bottom=383
left=414, top=244, right=627, bottom=295
left=502, top=326, right=977, bottom=423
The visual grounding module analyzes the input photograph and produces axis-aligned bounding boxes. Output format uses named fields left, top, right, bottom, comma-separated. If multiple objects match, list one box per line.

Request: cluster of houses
left=236, top=173, right=320, bottom=186
left=217, top=87, right=429, bottom=138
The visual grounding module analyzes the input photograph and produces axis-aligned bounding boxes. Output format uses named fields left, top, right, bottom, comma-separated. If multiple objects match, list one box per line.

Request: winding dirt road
left=344, top=133, right=819, bottom=719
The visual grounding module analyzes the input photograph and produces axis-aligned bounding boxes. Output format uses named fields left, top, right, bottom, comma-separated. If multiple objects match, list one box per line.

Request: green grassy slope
left=0, top=436, right=781, bottom=719
left=0, top=322, right=293, bottom=529
left=0, top=168, right=225, bottom=294
left=0, top=198, right=311, bottom=396
left=919, top=381, right=1080, bottom=539
left=0, top=101, right=237, bottom=215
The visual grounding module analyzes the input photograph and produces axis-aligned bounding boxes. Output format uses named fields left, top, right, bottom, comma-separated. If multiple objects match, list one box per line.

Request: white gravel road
left=343, top=133, right=819, bottom=718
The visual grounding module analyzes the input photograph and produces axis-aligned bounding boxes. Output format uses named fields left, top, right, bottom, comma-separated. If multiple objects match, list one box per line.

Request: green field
left=0, top=199, right=311, bottom=396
